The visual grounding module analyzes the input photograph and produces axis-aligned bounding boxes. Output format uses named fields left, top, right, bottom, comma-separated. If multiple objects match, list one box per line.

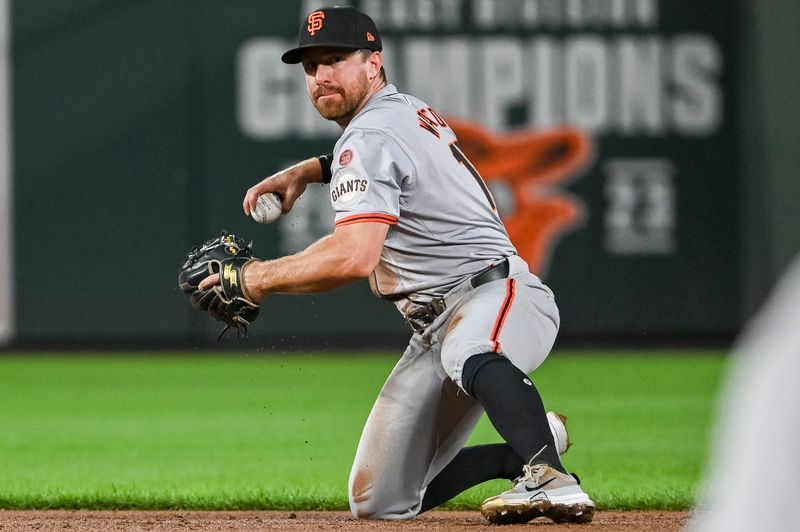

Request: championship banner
left=223, top=0, right=739, bottom=339
left=7, top=1, right=739, bottom=344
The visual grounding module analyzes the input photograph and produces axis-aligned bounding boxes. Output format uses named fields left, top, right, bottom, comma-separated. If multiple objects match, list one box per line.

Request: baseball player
left=686, top=253, right=800, bottom=532
left=202, top=6, right=594, bottom=524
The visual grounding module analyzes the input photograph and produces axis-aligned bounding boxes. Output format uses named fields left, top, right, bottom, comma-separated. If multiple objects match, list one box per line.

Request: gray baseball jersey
left=329, top=84, right=518, bottom=316
left=326, top=84, right=561, bottom=519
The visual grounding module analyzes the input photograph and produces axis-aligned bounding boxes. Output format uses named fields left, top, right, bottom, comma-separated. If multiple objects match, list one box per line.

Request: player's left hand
left=178, top=232, right=261, bottom=336
left=198, top=273, right=220, bottom=291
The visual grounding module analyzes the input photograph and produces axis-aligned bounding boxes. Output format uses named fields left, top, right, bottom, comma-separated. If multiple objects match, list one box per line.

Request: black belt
left=470, top=257, right=511, bottom=288
left=405, top=257, right=511, bottom=333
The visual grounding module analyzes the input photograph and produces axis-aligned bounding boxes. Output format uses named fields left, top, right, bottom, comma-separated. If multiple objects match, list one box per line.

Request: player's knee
left=348, top=495, right=395, bottom=520
left=349, top=499, right=373, bottom=519
left=349, top=487, right=405, bottom=520
left=348, top=469, right=419, bottom=520
left=349, top=468, right=378, bottom=519
left=461, top=352, right=505, bottom=396
left=349, top=490, right=372, bottom=518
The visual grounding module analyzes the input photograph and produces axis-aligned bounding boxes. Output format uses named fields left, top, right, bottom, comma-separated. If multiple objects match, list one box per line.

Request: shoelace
left=513, top=445, right=549, bottom=485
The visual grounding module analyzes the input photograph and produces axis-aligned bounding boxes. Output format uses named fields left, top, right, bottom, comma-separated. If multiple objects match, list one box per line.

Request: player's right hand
left=243, top=157, right=324, bottom=216
left=243, top=172, right=300, bottom=216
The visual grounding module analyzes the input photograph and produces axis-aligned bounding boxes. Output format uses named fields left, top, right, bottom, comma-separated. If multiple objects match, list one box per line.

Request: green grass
left=0, top=352, right=727, bottom=510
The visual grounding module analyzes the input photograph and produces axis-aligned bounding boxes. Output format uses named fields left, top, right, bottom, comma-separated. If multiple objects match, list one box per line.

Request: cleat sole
left=481, top=501, right=595, bottom=525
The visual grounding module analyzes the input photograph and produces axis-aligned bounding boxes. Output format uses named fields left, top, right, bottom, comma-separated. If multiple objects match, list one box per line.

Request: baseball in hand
left=251, top=193, right=282, bottom=224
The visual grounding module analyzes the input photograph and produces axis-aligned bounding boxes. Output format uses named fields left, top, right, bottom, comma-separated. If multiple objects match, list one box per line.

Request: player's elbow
left=341, top=254, right=379, bottom=280
left=331, top=221, right=388, bottom=280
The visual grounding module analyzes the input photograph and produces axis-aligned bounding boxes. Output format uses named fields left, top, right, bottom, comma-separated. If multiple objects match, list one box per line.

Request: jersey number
left=449, top=141, right=496, bottom=210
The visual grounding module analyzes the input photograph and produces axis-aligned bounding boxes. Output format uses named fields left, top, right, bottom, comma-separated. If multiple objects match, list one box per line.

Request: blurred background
left=1, top=0, right=798, bottom=350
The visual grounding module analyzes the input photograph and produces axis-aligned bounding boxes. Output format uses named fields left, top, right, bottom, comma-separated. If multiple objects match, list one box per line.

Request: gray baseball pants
left=348, top=255, right=559, bottom=519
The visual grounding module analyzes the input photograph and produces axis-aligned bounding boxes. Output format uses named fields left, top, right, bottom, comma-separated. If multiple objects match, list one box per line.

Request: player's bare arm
left=198, top=221, right=388, bottom=301
left=242, top=157, right=324, bottom=216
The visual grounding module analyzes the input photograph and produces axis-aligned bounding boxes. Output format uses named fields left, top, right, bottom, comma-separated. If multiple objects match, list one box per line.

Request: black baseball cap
left=281, top=6, right=382, bottom=65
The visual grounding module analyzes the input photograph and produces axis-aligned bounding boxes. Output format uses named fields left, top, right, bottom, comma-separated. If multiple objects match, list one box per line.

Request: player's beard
left=311, top=70, right=370, bottom=124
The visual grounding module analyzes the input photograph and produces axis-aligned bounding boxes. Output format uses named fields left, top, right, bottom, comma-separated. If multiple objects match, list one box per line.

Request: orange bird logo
left=448, top=119, right=592, bottom=276
left=307, top=11, right=325, bottom=36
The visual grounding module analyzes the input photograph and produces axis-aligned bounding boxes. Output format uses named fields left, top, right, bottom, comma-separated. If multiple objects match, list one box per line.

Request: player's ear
left=367, top=51, right=382, bottom=80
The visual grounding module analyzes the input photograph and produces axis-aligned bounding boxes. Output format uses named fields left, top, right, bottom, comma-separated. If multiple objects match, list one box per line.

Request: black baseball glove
left=178, top=231, right=260, bottom=337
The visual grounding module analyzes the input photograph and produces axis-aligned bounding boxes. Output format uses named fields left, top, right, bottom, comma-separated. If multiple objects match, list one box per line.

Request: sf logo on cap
left=307, top=10, right=325, bottom=36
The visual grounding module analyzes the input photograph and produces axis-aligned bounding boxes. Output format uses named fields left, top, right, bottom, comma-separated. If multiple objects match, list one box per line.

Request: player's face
left=301, top=48, right=371, bottom=125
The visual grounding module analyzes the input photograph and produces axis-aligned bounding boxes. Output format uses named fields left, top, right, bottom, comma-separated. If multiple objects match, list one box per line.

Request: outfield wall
left=738, top=0, right=800, bottom=316
left=5, top=1, right=797, bottom=347
left=0, top=0, right=11, bottom=345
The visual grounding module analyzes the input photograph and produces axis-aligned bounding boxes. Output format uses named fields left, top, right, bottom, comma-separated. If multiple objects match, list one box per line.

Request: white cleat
left=547, top=411, right=571, bottom=456
left=481, top=461, right=595, bottom=525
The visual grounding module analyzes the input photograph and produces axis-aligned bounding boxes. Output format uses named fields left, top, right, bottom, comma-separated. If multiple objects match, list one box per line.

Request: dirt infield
left=0, top=510, right=689, bottom=530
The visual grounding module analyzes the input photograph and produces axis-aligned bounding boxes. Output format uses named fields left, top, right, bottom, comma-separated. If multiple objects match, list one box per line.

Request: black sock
left=419, top=443, right=523, bottom=513
left=462, top=352, right=565, bottom=473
